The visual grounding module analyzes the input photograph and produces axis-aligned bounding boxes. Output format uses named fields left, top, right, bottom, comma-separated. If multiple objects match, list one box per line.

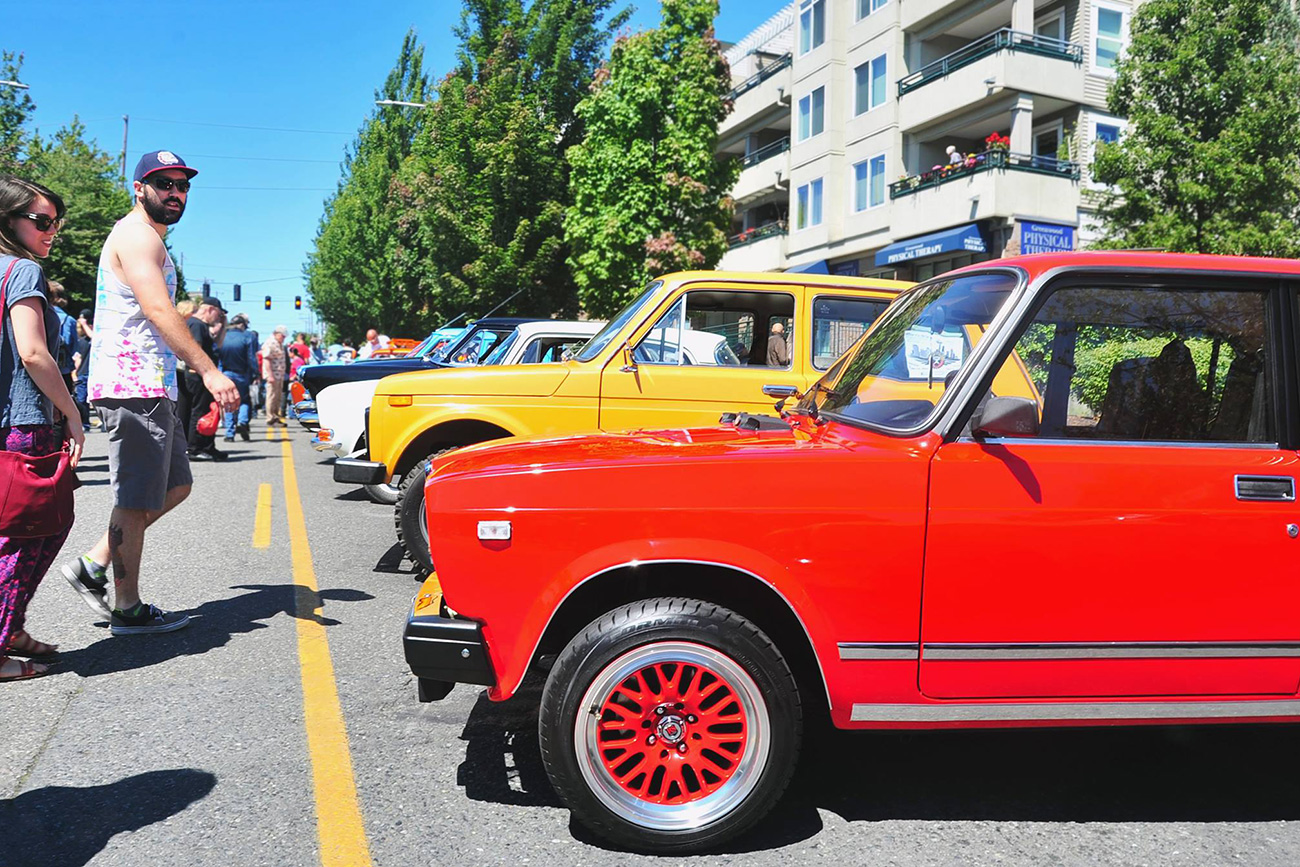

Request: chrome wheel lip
left=574, top=640, right=771, bottom=833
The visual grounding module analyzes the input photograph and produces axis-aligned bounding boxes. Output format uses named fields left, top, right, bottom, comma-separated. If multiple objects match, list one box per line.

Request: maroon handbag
left=0, top=258, right=76, bottom=538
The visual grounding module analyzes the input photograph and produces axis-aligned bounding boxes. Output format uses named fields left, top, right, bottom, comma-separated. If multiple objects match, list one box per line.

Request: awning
left=785, top=259, right=829, bottom=274
left=874, top=224, right=986, bottom=267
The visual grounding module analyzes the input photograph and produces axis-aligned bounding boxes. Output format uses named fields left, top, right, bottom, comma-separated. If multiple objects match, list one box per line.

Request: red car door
left=920, top=278, right=1300, bottom=699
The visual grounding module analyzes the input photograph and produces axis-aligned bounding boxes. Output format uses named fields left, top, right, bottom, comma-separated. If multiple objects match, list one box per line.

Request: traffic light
left=264, top=296, right=272, bottom=310
left=233, top=283, right=241, bottom=302
left=294, top=296, right=302, bottom=310
left=202, top=280, right=211, bottom=295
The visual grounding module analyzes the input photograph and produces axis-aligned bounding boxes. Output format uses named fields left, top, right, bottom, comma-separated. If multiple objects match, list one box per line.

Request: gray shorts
left=94, top=397, right=193, bottom=511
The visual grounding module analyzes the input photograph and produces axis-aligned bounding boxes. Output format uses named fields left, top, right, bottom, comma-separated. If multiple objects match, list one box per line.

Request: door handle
left=1235, top=475, right=1296, bottom=502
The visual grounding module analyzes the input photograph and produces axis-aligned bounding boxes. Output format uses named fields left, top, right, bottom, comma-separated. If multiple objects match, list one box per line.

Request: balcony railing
left=889, top=149, right=1080, bottom=199
left=897, top=30, right=1083, bottom=97
left=727, top=220, right=788, bottom=248
left=741, top=137, right=790, bottom=168
left=727, top=53, right=793, bottom=101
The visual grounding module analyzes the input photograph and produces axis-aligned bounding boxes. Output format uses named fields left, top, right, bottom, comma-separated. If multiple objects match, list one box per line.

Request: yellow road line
left=253, top=483, right=272, bottom=548
left=279, top=429, right=374, bottom=867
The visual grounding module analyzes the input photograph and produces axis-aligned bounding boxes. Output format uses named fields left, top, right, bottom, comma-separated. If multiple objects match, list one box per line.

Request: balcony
left=719, top=222, right=788, bottom=272
left=887, top=153, right=1080, bottom=239
left=897, top=31, right=1084, bottom=132
left=733, top=139, right=790, bottom=203
left=720, top=54, right=792, bottom=141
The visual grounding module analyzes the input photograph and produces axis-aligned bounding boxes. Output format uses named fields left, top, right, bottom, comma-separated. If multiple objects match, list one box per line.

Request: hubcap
left=574, top=641, right=770, bottom=832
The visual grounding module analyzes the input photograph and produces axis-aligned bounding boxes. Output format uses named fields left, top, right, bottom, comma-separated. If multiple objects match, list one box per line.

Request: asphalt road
left=4, top=417, right=1300, bottom=867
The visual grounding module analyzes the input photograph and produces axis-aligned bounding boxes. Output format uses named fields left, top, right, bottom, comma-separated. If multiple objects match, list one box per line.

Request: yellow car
left=334, top=270, right=910, bottom=571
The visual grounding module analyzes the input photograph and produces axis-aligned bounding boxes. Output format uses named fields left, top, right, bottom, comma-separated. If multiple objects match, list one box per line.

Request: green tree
left=395, top=0, right=626, bottom=324
left=23, top=119, right=132, bottom=310
left=0, top=51, right=35, bottom=175
left=1092, top=0, right=1300, bottom=255
left=565, top=0, right=738, bottom=317
left=304, top=30, right=430, bottom=341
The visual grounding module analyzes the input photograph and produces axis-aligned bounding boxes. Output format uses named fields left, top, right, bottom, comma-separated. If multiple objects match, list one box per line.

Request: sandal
left=5, top=631, right=58, bottom=658
left=0, top=657, right=51, bottom=681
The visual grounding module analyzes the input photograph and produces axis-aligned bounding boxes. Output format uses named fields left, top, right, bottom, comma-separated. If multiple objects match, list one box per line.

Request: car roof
left=949, top=251, right=1300, bottom=279
left=668, top=270, right=912, bottom=294
left=508, top=319, right=604, bottom=339
left=464, top=316, right=544, bottom=328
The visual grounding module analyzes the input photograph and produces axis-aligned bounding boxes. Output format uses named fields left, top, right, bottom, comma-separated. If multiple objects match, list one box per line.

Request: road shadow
left=0, top=768, right=216, bottom=867
left=335, top=488, right=371, bottom=502
left=456, top=688, right=1300, bottom=852
left=49, top=583, right=374, bottom=679
left=373, top=541, right=417, bottom=575
left=76, top=478, right=110, bottom=487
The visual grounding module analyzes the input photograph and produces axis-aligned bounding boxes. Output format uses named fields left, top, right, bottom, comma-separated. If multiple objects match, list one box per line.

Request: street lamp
left=375, top=99, right=428, bottom=108
left=0, top=80, right=30, bottom=90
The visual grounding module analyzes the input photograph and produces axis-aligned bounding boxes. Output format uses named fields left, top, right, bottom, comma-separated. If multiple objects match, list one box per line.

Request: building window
left=857, top=0, right=888, bottom=20
left=853, top=155, right=886, bottom=212
left=854, top=54, right=888, bottom=115
left=798, top=86, right=826, bottom=141
left=799, top=0, right=826, bottom=55
left=796, top=178, right=824, bottom=229
left=1093, top=3, right=1129, bottom=74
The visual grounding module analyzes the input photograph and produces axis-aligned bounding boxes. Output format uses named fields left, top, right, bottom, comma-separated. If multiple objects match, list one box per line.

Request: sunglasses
left=15, top=212, right=62, bottom=232
left=146, top=176, right=191, bottom=193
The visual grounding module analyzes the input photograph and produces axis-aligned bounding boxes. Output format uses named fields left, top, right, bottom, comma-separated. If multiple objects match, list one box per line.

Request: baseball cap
left=133, top=150, right=199, bottom=183
left=273, top=324, right=288, bottom=335
left=199, top=296, right=226, bottom=312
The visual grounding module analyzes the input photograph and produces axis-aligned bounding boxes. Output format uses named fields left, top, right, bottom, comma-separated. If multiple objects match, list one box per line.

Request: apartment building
left=717, top=0, right=1133, bottom=280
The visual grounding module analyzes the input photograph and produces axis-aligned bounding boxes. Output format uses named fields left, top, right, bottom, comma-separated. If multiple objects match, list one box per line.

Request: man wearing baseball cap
left=60, top=150, right=238, bottom=636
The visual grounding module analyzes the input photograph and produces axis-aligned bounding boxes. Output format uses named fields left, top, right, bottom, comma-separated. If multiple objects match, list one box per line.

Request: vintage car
left=401, top=252, right=1300, bottom=852
left=300, top=319, right=541, bottom=503
left=314, top=320, right=603, bottom=503
left=334, top=271, right=909, bottom=571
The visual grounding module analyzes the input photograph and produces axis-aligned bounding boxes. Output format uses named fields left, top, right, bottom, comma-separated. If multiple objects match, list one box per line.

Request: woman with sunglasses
left=0, top=175, right=84, bottom=682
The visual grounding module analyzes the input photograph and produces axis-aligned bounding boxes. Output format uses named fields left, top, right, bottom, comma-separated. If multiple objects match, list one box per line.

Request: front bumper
left=404, top=580, right=495, bottom=700
left=296, top=409, right=320, bottom=432
left=311, top=428, right=345, bottom=454
left=333, top=457, right=387, bottom=485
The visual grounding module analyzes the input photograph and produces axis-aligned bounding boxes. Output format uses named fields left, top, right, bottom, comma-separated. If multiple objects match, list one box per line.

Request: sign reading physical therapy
left=1019, top=221, right=1075, bottom=255
left=875, top=224, right=986, bottom=267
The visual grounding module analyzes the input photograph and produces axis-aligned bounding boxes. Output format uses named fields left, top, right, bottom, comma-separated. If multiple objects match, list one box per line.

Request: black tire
left=363, top=481, right=400, bottom=506
left=539, top=597, right=802, bottom=854
left=394, top=457, right=434, bottom=574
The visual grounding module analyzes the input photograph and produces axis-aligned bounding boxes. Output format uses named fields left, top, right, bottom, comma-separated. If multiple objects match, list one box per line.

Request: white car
left=313, top=319, right=603, bottom=502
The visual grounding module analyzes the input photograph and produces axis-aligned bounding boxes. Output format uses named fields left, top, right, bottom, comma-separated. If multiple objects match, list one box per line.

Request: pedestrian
left=309, top=335, right=325, bottom=363
left=60, top=150, right=237, bottom=635
left=356, top=328, right=389, bottom=359
left=0, top=175, right=84, bottom=680
left=178, top=296, right=229, bottom=461
left=766, top=320, right=790, bottom=367
left=71, top=309, right=94, bottom=430
left=218, top=312, right=257, bottom=441
left=46, top=280, right=77, bottom=395
left=261, top=324, right=288, bottom=426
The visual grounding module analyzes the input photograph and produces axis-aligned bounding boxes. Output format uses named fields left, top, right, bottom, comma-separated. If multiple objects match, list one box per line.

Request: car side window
left=811, top=296, right=890, bottom=370
left=634, top=290, right=793, bottom=367
left=982, top=284, right=1273, bottom=442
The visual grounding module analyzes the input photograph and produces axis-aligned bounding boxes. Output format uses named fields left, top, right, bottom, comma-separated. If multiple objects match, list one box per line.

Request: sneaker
left=205, top=446, right=229, bottom=462
left=187, top=449, right=211, bottom=461
left=110, top=603, right=190, bottom=636
left=223, top=435, right=235, bottom=442
left=61, top=556, right=112, bottom=618
left=236, top=423, right=250, bottom=441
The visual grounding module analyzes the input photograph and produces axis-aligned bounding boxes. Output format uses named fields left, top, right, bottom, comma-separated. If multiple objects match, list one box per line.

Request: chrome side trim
left=924, top=642, right=1300, bottom=660
left=851, top=699, right=1300, bottom=723
left=839, top=643, right=920, bottom=661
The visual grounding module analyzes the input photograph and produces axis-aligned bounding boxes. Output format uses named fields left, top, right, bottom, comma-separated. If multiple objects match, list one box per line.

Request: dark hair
left=0, top=175, right=67, bottom=259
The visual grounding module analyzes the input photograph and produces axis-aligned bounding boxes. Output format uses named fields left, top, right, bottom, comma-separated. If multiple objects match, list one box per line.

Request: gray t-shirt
left=1, top=254, right=60, bottom=427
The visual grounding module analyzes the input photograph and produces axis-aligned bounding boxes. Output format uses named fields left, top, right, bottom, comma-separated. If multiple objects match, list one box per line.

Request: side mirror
left=619, top=342, right=637, bottom=373
left=970, top=396, right=1040, bottom=438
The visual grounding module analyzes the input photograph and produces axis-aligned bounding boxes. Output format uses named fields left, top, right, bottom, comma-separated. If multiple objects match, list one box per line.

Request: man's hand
left=65, top=420, right=84, bottom=469
left=204, top=369, right=239, bottom=411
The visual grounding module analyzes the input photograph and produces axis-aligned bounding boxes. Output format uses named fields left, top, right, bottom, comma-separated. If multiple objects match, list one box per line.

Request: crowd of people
left=0, top=150, right=319, bottom=682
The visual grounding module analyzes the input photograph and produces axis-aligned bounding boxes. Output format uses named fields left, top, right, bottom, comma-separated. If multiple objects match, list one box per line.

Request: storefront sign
left=875, top=224, right=986, bottom=267
left=1020, top=221, right=1075, bottom=254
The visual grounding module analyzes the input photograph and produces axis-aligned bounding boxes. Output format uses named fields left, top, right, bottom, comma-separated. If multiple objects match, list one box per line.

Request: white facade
left=717, top=0, right=1133, bottom=279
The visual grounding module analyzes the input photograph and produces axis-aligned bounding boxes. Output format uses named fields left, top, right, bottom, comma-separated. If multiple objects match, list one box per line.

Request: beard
left=141, top=186, right=186, bottom=225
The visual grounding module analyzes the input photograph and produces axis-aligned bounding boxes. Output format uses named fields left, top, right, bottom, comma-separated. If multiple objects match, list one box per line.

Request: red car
left=404, top=252, right=1300, bottom=852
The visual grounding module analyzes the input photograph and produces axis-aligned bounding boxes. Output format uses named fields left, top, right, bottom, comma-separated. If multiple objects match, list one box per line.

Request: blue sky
left=5, top=1, right=783, bottom=339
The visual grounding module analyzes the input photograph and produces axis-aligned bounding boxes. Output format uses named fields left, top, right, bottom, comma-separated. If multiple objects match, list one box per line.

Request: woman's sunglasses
left=14, top=212, right=62, bottom=232
left=146, top=176, right=191, bottom=193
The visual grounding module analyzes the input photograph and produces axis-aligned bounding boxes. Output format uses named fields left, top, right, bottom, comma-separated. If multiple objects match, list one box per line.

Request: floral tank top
left=87, top=219, right=179, bottom=401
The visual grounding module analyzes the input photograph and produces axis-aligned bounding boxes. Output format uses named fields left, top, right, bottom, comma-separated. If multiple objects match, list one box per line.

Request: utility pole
left=120, top=115, right=129, bottom=186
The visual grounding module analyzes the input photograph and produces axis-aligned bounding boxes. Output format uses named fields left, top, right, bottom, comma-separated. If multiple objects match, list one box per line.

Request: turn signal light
left=388, top=395, right=413, bottom=407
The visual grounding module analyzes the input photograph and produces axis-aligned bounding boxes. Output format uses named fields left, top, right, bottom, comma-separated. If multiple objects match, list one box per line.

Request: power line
left=200, top=186, right=335, bottom=191
left=186, top=264, right=301, bottom=272
left=176, top=153, right=339, bottom=164
left=132, top=116, right=351, bottom=136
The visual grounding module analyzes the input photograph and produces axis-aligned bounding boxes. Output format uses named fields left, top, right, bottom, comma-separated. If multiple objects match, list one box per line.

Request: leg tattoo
left=108, top=523, right=128, bottom=587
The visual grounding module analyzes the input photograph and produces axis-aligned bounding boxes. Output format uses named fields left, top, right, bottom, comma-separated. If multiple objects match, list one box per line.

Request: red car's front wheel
left=540, top=598, right=802, bottom=853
